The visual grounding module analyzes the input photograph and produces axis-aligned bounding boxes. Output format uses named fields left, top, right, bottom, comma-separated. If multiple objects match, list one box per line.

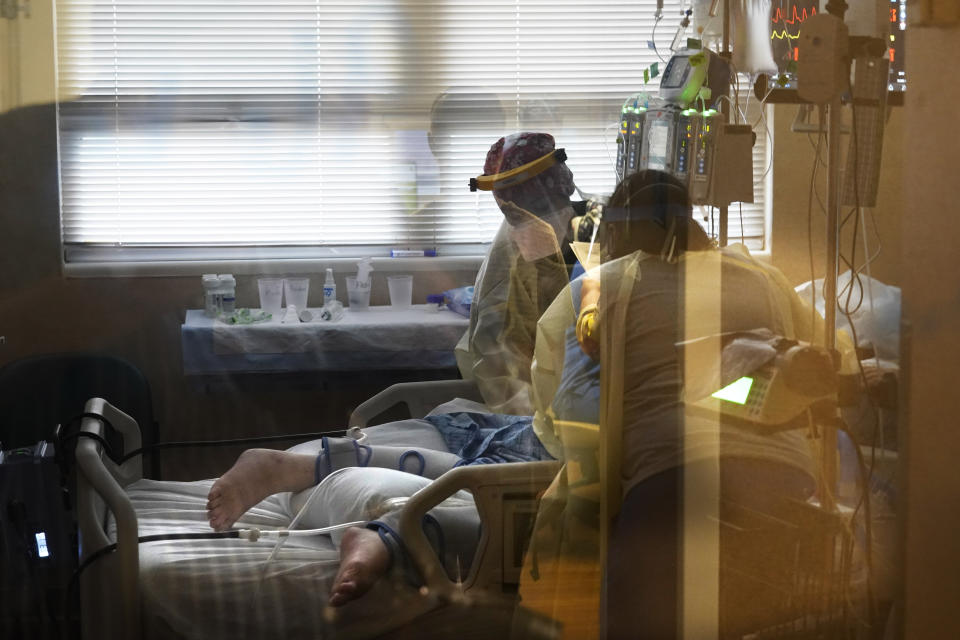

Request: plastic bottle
left=323, top=268, right=337, bottom=305
left=202, top=274, right=221, bottom=317
left=218, top=274, right=236, bottom=314
left=356, top=258, right=373, bottom=286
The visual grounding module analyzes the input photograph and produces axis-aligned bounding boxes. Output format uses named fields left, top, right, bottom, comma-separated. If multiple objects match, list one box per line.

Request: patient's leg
left=329, top=527, right=390, bottom=607
left=207, top=448, right=315, bottom=531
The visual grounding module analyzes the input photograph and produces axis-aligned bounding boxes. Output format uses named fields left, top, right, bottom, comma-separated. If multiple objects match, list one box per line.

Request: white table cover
left=181, top=305, right=468, bottom=374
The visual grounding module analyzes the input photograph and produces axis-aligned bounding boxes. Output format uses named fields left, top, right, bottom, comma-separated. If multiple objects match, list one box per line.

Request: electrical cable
left=807, top=111, right=826, bottom=343
left=835, top=92, right=881, bottom=629
left=118, top=429, right=350, bottom=465
left=833, top=316, right=880, bottom=630
left=64, top=531, right=240, bottom=640
left=58, top=411, right=350, bottom=466
left=738, top=201, right=745, bottom=245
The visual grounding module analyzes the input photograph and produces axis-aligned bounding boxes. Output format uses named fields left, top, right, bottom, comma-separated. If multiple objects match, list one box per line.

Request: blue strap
left=398, top=450, right=426, bottom=476
left=422, top=514, right=446, bottom=570
left=353, top=440, right=373, bottom=467
left=367, top=521, right=402, bottom=575
left=314, top=437, right=333, bottom=484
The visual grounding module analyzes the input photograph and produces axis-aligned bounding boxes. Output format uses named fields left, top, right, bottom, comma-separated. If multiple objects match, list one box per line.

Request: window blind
left=56, top=0, right=768, bottom=262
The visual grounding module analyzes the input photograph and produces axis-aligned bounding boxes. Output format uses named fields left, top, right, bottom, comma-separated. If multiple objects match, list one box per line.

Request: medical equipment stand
left=804, top=0, right=853, bottom=511
left=718, top=0, right=731, bottom=246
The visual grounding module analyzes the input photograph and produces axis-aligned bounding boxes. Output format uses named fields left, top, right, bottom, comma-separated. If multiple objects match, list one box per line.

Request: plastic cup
left=284, top=277, right=310, bottom=310
left=257, top=278, right=283, bottom=317
left=345, top=276, right=371, bottom=310
left=387, top=275, right=413, bottom=309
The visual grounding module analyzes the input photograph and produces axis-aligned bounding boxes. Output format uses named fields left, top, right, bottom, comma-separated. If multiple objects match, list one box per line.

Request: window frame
left=55, top=0, right=774, bottom=277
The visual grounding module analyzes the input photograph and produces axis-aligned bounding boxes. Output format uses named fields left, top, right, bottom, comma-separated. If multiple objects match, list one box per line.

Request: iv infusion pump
left=617, top=104, right=738, bottom=206
left=615, top=45, right=755, bottom=207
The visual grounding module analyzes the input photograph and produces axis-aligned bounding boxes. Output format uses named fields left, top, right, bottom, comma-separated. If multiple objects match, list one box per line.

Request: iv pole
left=818, top=0, right=851, bottom=512
left=718, top=0, right=731, bottom=245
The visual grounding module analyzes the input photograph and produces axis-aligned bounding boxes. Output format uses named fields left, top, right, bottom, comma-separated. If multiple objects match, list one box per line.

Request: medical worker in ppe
left=456, top=131, right=580, bottom=415
left=539, top=170, right=854, bottom=639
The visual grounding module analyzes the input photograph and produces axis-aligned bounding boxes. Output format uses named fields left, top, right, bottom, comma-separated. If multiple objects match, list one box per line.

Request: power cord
left=63, top=531, right=240, bottom=640
left=118, top=430, right=349, bottom=465
left=56, top=411, right=349, bottom=467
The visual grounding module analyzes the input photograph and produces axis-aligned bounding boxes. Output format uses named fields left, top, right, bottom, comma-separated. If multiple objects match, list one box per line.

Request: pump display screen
left=711, top=376, right=754, bottom=405
left=660, top=56, right=691, bottom=89
left=646, top=121, right=670, bottom=171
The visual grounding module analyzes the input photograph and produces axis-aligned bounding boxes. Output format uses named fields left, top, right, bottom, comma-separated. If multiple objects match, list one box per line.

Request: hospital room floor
left=520, top=550, right=601, bottom=640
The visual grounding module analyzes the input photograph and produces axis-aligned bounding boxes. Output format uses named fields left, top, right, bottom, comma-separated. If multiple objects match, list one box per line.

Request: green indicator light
left=682, top=109, right=697, bottom=116
left=711, top=376, right=754, bottom=405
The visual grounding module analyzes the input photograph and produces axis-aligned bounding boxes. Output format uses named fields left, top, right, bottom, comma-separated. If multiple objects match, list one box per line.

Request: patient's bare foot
left=329, top=527, right=390, bottom=607
left=206, top=448, right=315, bottom=531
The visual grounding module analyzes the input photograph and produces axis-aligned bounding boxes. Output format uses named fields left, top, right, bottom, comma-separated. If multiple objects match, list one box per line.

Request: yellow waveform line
left=771, top=30, right=800, bottom=41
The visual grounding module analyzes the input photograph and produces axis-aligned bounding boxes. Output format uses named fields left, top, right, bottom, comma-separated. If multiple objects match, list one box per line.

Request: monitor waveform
left=771, top=4, right=817, bottom=40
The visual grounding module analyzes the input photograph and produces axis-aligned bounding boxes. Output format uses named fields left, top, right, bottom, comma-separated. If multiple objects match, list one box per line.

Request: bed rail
left=397, top=460, right=561, bottom=601
left=349, top=379, right=484, bottom=427
left=75, top=397, right=144, bottom=640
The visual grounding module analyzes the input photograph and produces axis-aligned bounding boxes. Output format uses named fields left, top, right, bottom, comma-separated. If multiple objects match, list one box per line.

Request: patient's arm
left=206, top=449, right=316, bottom=531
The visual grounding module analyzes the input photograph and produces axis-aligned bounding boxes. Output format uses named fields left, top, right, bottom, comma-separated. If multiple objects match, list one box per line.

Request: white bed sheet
left=108, top=478, right=436, bottom=640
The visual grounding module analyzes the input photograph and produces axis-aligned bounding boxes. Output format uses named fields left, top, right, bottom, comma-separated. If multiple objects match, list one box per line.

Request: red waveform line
left=771, top=4, right=817, bottom=26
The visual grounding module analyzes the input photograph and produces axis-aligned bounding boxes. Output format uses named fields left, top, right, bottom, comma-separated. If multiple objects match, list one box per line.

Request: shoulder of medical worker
left=718, top=243, right=793, bottom=283
left=718, top=242, right=759, bottom=262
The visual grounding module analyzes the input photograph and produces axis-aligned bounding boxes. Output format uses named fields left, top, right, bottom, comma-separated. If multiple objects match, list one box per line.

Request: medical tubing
left=238, top=520, right=368, bottom=542
left=263, top=475, right=327, bottom=568
left=262, top=464, right=365, bottom=570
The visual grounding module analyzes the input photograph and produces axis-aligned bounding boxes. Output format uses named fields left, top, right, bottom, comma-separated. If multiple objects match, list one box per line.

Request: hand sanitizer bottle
left=323, top=268, right=336, bottom=305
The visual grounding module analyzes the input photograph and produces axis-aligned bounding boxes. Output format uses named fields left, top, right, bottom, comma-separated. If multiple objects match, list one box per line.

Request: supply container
left=323, top=268, right=337, bottom=305
left=345, top=276, right=371, bottom=310
left=284, top=277, right=310, bottom=310
left=257, top=278, right=284, bottom=317
left=387, top=275, right=413, bottom=309
left=218, top=274, right=236, bottom=314
left=202, top=274, right=221, bottom=317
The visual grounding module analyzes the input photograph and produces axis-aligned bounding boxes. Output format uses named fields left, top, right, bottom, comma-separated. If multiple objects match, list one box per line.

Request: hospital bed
left=75, top=392, right=561, bottom=640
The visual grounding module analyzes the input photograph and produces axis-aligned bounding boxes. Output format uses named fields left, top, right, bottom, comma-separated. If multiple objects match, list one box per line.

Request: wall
left=770, top=104, right=903, bottom=288
left=0, top=102, right=476, bottom=475
left=899, top=19, right=960, bottom=639
left=0, top=1, right=56, bottom=110
left=0, top=11, right=478, bottom=480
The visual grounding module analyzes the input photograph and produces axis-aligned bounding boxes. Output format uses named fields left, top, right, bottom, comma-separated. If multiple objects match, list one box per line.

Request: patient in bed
left=206, top=170, right=839, bottom=635
left=205, top=130, right=588, bottom=605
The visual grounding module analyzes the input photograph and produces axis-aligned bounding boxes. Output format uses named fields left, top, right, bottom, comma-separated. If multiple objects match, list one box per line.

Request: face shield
left=472, top=133, right=578, bottom=262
